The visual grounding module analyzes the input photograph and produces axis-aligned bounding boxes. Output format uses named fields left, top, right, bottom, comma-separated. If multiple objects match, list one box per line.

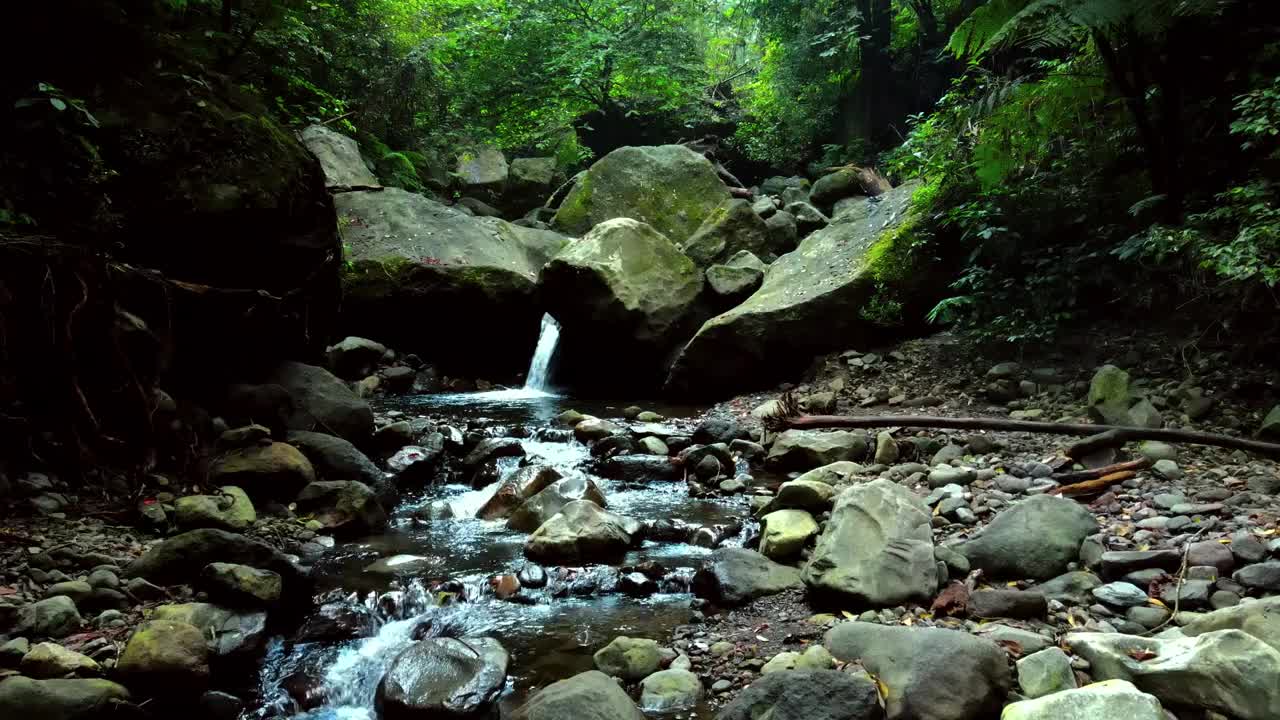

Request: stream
left=250, top=317, right=750, bottom=719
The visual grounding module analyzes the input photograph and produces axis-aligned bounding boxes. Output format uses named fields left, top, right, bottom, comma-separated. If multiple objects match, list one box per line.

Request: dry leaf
left=1127, top=648, right=1158, bottom=661
left=996, top=639, right=1024, bottom=658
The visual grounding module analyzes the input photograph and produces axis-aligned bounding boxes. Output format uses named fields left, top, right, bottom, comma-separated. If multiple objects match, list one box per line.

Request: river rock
left=295, top=601, right=376, bottom=643
left=636, top=436, right=670, bottom=456
left=767, top=478, right=837, bottom=513
left=200, top=563, right=282, bottom=608
left=377, top=637, right=508, bottom=719
left=540, top=218, right=704, bottom=383
left=706, top=255, right=766, bottom=301
left=639, top=669, right=703, bottom=712
left=267, top=361, right=374, bottom=442
left=1002, top=679, right=1164, bottom=720
left=125, top=529, right=301, bottom=590
left=595, top=455, right=681, bottom=482
left=44, top=581, right=92, bottom=604
left=1086, top=365, right=1135, bottom=426
left=1015, top=647, right=1076, bottom=699
left=593, top=636, right=662, bottom=681
left=508, top=476, right=608, bottom=532
left=1069, top=629, right=1280, bottom=720
left=507, top=157, right=558, bottom=213
left=766, top=430, right=868, bottom=471
left=299, top=126, right=380, bottom=190
left=286, top=430, right=384, bottom=487
left=338, top=189, right=566, bottom=377
left=681, top=199, right=770, bottom=267
left=803, top=479, right=937, bottom=606
left=1175, top=595, right=1280, bottom=651
left=759, top=510, right=819, bottom=560
left=692, top=547, right=803, bottom=606
left=509, top=670, right=643, bottom=720
left=324, top=336, right=389, bottom=379
left=456, top=145, right=508, bottom=197
left=477, top=466, right=563, bottom=520
left=295, top=480, right=387, bottom=536
left=207, top=442, right=316, bottom=501
left=19, top=642, right=99, bottom=678
left=14, top=596, right=81, bottom=639
left=175, top=486, right=256, bottom=532
left=967, top=589, right=1047, bottom=619
left=825, top=623, right=1010, bottom=720
left=666, top=181, right=925, bottom=397
left=1234, top=560, right=1280, bottom=591
left=524, top=500, right=638, bottom=563
left=0, top=677, right=131, bottom=720
left=552, top=145, right=729, bottom=244
left=151, top=603, right=267, bottom=657
left=717, top=669, right=883, bottom=720
left=117, top=619, right=210, bottom=690
left=463, top=437, right=525, bottom=468
left=958, top=495, right=1098, bottom=579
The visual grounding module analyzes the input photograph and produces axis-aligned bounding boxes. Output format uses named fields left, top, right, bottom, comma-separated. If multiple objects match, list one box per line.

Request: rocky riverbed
left=1, top=328, right=1279, bottom=720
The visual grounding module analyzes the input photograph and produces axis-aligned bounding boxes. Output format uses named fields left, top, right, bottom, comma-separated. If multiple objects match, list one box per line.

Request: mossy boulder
left=681, top=199, right=771, bottom=267
left=553, top=145, right=730, bottom=244
left=706, top=251, right=766, bottom=304
left=207, top=442, right=316, bottom=501
left=174, top=486, right=256, bottom=532
left=299, top=125, right=379, bottom=190
left=117, top=619, right=210, bottom=691
left=376, top=151, right=427, bottom=194
left=0, top=677, right=131, bottom=719
left=294, top=480, right=387, bottom=536
left=666, top=181, right=929, bottom=398
left=456, top=146, right=509, bottom=200
left=337, top=188, right=568, bottom=378
left=539, top=218, right=704, bottom=387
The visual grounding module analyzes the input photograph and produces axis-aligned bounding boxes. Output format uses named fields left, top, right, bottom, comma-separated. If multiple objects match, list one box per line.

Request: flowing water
left=251, top=321, right=748, bottom=719
left=522, top=314, right=560, bottom=393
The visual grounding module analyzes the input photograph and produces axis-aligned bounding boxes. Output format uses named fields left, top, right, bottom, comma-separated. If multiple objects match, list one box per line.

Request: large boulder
left=201, top=563, right=282, bottom=608
left=759, top=510, right=819, bottom=560
left=803, top=479, right=937, bottom=606
left=150, top=603, right=267, bottom=657
left=266, top=361, right=374, bottom=443
left=1175, top=595, right=1280, bottom=651
left=1069, top=630, right=1280, bottom=720
left=507, top=157, right=558, bottom=214
left=524, top=500, right=639, bottom=563
left=174, top=486, right=256, bottom=532
left=509, top=670, right=643, bottom=720
left=958, top=495, right=1098, bottom=580
left=766, top=430, right=868, bottom=471
left=706, top=251, right=767, bottom=304
left=285, top=430, right=386, bottom=494
left=539, top=218, right=704, bottom=387
left=593, top=636, right=662, bottom=681
left=124, top=529, right=302, bottom=591
left=207, top=442, right=316, bottom=501
left=809, top=168, right=889, bottom=210
left=639, top=669, right=703, bottom=712
left=717, top=669, right=882, bottom=720
left=324, top=336, right=388, bottom=379
left=116, top=619, right=210, bottom=690
left=1001, top=679, right=1165, bottom=720
left=0, top=677, right=131, bottom=720
left=294, top=480, right=387, bottom=536
left=692, top=547, right=803, bottom=607
left=552, top=145, right=730, bottom=245
left=666, top=181, right=930, bottom=398
left=681, top=199, right=771, bottom=267
left=477, top=466, right=563, bottom=521
left=456, top=146, right=509, bottom=200
left=299, top=126, right=380, bottom=191
left=377, top=637, right=508, bottom=720
left=508, top=476, right=608, bottom=532
left=337, top=189, right=567, bottom=377
left=825, top=623, right=1010, bottom=720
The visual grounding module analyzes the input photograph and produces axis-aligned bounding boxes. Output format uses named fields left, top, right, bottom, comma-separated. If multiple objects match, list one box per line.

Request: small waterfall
left=523, top=313, right=560, bottom=392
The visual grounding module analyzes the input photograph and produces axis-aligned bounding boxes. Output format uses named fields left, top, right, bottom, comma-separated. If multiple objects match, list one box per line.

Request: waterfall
left=523, top=313, right=560, bottom=392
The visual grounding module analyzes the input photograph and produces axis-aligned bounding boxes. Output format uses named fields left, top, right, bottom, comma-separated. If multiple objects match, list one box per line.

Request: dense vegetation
left=5, top=0, right=1279, bottom=346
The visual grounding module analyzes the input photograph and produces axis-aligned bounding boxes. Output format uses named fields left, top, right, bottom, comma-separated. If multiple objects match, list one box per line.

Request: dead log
left=1051, top=459, right=1151, bottom=484
left=767, top=411, right=1280, bottom=458
left=1050, top=471, right=1138, bottom=498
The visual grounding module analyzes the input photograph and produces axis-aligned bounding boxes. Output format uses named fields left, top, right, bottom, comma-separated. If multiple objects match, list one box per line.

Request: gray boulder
left=299, top=125, right=380, bottom=190
left=456, top=146, right=508, bottom=198
left=200, top=563, right=282, bottom=608
left=0, top=677, right=131, bottom=720
left=958, top=495, right=1098, bottom=579
left=296, top=480, right=388, bottom=537
left=1087, top=365, right=1136, bottom=426
left=15, top=596, right=81, bottom=639
left=681, top=199, right=771, bottom=267
left=477, top=465, right=563, bottom=521
left=377, top=637, right=508, bottom=719
left=716, top=669, right=882, bottom=720
left=266, top=361, right=374, bottom=442
left=1069, top=629, right=1280, bottom=720
left=803, top=479, right=937, bottom=606
left=825, top=623, right=1010, bottom=720
left=706, top=251, right=766, bottom=302
left=508, top=476, right=608, bottom=532
left=150, top=603, right=267, bottom=657
left=1175, top=595, right=1280, bottom=652
left=1002, top=680, right=1164, bottom=720
left=692, top=547, right=802, bottom=606
left=766, top=430, right=868, bottom=471
left=124, top=529, right=301, bottom=590
left=207, top=441, right=316, bottom=501
left=116, top=619, right=210, bottom=690
left=507, top=157, right=558, bottom=214
left=524, top=500, right=639, bottom=563
left=764, top=210, right=798, bottom=255
left=509, top=670, right=643, bottom=720
left=286, top=430, right=385, bottom=489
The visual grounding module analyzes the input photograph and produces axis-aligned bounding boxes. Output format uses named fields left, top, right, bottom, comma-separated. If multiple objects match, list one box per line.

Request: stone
left=524, top=501, right=638, bottom=563
left=1231, top=530, right=1270, bottom=563
left=0, top=637, right=29, bottom=667
left=324, top=336, right=389, bottom=381
left=764, top=210, right=799, bottom=254
left=508, top=670, right=643, bottom=720
left=207, top=442, right=316, bottom=501
left=1151, top=459, right=1182, bottom=480
left=295, top=480, right=388, bottom=536
left=1234, top=560, right=1280, bottom=591
left=976, top=625, right=1053, bottom=654
left=826, top=623, right=1010, bottom=720
left=456, top=145, right=508, bottom=196
left=463, top=437, right=526, bottom=468
left=175, top=486, right=256, bottom=532
left=1187, top=541, right=1235, bottom=575
left=636, top=436, right=669, bottom=456
left=266, top=361, right=375, bottom=442
left=574, top=417, right=625, bottom=443
left=1259, top=404, right=1280, bottom=438
left=593, top=636, right=662, bottom=681
left=124, top=529, right=300, bottom=590
left=1002, top=679, right=1163, bottom=720
left=117, top=619, right=210, bottom=690
left=1087, top=365, right=1134, bottom=426
left=200, top=563, right=282, bottom=608
left=692, top=548, right=803, bottom=606
left=1069, top=629, right=1280, bottom=720
left=0, top=677, right=131, bottom=719
left=1100, top=550, right=1182, bottom=580
left=706, top=263, right=764, bottom=301
left=766, top=430, right=869, bottom=471
left=665, top=181, right=927, bottom=398
left=43, top=581, right=92, bottom=604
left=1136, top=441, right=1176, bottom=462
left=1128, top=399, right=1164, bottom=429
left=761, top=646, right=833, bottom=674
left=377, top=637, right=508, bottom=719
left=759, top=510, right=819, bottom=560
left=682, top=199, right=771, bottom=267
left=508, top=476, right=609, bottom=533
left=19, top=642, right=99, bottom=679
left=1015, top=647, right=1077, bottom=699
left=874, top=432, right=899, bottom=465
left=1176, top=596, right=1280, bottom=650
left=1093, top=582, right=1149, bottom=608
left=769, top=478, right=838, bottom=512
left=150, top=603, right=267, bottom=657
left=299, top=125, right=380, bottom=190
left=967, top=589, right=1047, bottom=619
left=928, top=466, right=977, bottom=488
left=803, top=480, right=937, bottom=606
left=959, top=495, right=1098, bottom=580
left=477, top=465, right=563, bottom=520
left=716, top=669, right=882, bottom=720
left=639, top=669, right=703, bottom=712
left=14, top=596, right=81, bottom=639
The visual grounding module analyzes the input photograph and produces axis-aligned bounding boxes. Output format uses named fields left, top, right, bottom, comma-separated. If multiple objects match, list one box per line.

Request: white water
left=522, top=313, right=560, bottom=392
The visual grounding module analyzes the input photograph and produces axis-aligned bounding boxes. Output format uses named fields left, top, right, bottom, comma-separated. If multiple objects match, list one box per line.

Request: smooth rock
left=716, top=669, right=882, bottom=720
left=1001, top=679, right=1163, bottom=720
left=959, top=495, right=1098, bottom=580
left=1015, top=647, right=1077, bottom=699
left=377, top=637, right=508, bottom=719
left=692, top=548, right=803, bottom=607
left=508, top=670, right=643, bottom=720
left=639, top=669, right=703, bottom=712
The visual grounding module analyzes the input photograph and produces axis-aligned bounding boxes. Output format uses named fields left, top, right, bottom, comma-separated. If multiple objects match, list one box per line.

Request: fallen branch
left=1050, top=471, right=1138, bottom=498
left=1051, top=459, right=1151, bottom=484
left=766, top=408, right=1280, bottom=458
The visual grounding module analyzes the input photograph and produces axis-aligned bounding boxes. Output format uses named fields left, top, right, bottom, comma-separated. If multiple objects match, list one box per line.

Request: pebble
left=1092, top=582, right=1149, bottom=607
